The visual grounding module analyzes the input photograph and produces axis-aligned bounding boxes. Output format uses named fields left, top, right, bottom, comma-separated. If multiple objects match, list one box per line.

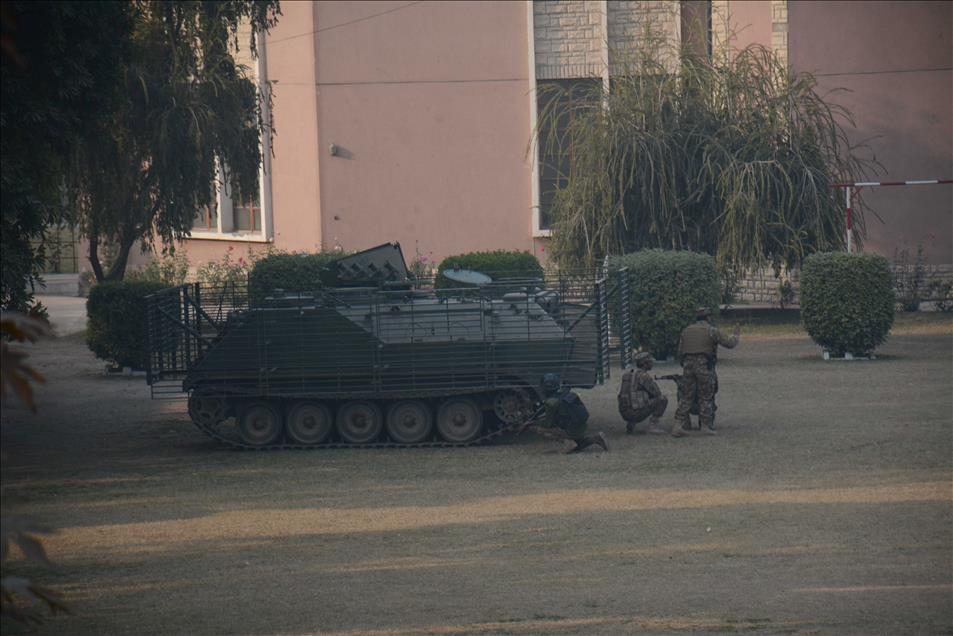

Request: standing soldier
left=672, top=308, right=740, bottom=437
left=618, top=352, right=668, bottom=434
left=528, top=373, right=609, bottom=453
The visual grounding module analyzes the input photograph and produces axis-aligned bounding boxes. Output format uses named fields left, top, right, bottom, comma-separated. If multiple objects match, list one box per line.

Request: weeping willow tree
left=71, top=1, right=281, bottom=282
left=537, top=34, right=879, bottom=272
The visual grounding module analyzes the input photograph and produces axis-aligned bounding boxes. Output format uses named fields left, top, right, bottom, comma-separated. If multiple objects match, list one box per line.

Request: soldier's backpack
left=559, top=390, right=590, bottom=426
left=617, top=368, right=635, bottom=410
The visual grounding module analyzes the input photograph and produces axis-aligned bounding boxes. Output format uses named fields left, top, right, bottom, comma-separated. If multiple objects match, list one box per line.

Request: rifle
left=517, top=404, right=546, bottom=432
left=655, top=374, right=683, bottom=385
left=516, top=403, right=572, bottom=440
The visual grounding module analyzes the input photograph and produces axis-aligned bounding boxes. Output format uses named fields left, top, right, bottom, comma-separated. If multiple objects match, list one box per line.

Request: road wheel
left=188, top=392, right=227, bottom=427
left=492, top=387, right=532, bottom=425
left=286, top=401, right=333, bottom=445
left=386, top=400, right=434, bottom=444
left=336, top=401, right=383, bottom=444
left=237, top=401, right=283, bottom=447
left=436, top=397, right=483, bottom=443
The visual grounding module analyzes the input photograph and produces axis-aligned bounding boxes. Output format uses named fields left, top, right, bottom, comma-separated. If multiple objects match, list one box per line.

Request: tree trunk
left=89, top=223, right=140, bottom=283
left=88, top=225, right=107, bottom=283
left=103, top=228, right=138, bottom=282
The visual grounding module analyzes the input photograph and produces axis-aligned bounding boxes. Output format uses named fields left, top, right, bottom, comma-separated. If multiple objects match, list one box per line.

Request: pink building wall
left=313, top=1, right=534, bottom=262
left=178, top=1, right=536, bottom=271
left=149, top=1, right=951, bottom=278
left=178, top=0, right=325, bottom=269
left=721, top=0, right=773, bottom=53
left=789, top=0, right=952, bottom=264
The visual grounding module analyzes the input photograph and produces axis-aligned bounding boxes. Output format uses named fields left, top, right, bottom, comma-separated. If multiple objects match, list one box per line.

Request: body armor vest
left=680, top=321, right=716, bottom=355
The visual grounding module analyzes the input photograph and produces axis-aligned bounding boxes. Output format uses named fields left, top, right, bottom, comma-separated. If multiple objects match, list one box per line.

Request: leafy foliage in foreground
left=1, top=313, right=69, bottom=624
left=539, top=34, right=878, bottom=271
left=800, top=252, right=894, bottom=356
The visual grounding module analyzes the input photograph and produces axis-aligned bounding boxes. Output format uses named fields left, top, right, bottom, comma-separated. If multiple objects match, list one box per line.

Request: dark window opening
left=536, top=78, right=600, bottom=231
left=193, top=203, right=218, bottom=231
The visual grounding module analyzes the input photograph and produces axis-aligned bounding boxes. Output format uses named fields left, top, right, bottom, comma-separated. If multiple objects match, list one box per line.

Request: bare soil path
left=2, top=328, right=951, bottom=635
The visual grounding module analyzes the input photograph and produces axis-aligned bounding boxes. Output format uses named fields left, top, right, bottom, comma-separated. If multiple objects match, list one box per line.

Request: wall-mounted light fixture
left=329, top=143, right=339, bottom=156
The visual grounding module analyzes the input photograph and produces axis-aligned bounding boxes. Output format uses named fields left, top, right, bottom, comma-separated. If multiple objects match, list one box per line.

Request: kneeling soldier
left=618, top=352, right=668, bottom=434
left=531, top=373, right=609, bottom=453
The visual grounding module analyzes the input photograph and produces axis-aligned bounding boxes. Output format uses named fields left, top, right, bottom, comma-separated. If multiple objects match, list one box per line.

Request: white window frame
left=527, top=1, right=548, bottom=237
left=190, top=33, right=273, bottom=243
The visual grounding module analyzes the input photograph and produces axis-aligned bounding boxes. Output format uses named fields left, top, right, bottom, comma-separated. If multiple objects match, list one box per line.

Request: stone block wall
left=731, top=262, right=953, bottom=306
left=534, top=0, right=605, bottom=79
left=770, top=0, right=788, bottom=66
left=533, top=1, right=681, bottom=79
left=607, top=1, right=681, bottom=73
left=733, top=267, right=799, bottom=305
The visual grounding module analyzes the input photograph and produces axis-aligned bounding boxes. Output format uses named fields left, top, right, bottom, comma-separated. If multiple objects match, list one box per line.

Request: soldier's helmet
left=695, top=307, right=711, bottom=320
left=634, top=351, right=653, bottom=368
left=540, top=373, right=561, bottom=396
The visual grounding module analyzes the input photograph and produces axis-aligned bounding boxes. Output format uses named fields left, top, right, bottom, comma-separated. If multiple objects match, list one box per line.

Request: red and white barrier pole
left=845, top=187, right=853, bottom=253
left=831, top=179, right=953, bottom=253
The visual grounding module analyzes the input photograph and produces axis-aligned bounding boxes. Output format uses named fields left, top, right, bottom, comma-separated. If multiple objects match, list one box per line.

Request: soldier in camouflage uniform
left=618, top=352, right=668, bottom=434
left=530, top=373, right=609, bottom=453
left=672, top=308, right=740, bottom=437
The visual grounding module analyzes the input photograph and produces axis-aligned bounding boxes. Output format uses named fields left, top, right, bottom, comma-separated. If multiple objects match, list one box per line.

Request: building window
left=193, top=203, right=218, bottom=232
left=536, top=78, right=600, bottom=231
left=231, top=191, right=262, bottom=232
left=190, top=29, right=271, bottom=242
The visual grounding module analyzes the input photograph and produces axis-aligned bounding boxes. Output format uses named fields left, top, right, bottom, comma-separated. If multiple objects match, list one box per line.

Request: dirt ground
left=2, top=326, right=951, bottom=635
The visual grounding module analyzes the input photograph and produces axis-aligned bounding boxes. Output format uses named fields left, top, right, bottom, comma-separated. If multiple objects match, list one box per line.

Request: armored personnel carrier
left=145, top=243, right=631, bottom=449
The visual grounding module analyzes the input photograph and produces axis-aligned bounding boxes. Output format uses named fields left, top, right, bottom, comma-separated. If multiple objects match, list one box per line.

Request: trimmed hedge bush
left=248, top=251, right=340, bottom=300
left=609, top=250, right=721, bottom=359
left=86, top=281, right=169, bottom=369
left=800, top=252, right=894, bottom=356
left=434, top=250, right=544, bottom=288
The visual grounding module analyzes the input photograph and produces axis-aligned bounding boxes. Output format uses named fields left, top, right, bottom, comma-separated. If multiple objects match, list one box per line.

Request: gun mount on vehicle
left=145, top=242, right=631, bottom=449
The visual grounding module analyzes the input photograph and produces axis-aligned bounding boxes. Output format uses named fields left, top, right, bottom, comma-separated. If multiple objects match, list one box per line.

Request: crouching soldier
left=618, top=352, right=668, bottom=434
left=528, top=373, right=609, bottom=453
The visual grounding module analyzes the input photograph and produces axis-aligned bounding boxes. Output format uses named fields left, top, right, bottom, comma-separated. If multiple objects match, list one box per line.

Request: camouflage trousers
left=674, top=354, right=717, bottom=429
left=529, top=426, right=599, bottom=451
left=619, top=394, right=668, bottom=423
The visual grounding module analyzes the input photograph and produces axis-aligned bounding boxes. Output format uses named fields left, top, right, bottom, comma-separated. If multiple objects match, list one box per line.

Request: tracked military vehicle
left=145, top=242, right=631, bottom=449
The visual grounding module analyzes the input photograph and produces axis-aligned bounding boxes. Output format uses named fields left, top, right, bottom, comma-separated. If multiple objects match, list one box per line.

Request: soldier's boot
left=625, top=420, right=635, bottom=435
left=566, top=437, right=592, bottom=454
left=646, top=415, right=666, bottom=435
left=704, top=417, right=717, bottom=435
left=671, top=420, right=687, bottom=438
left=595, top=432, right=609, bottom=451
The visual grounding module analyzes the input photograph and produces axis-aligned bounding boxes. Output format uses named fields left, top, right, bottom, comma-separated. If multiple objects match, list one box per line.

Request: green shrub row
left=247, top=251, right=340, bottom=300
left=434, top=250, right=544, bottom=288
left=800, top=252, right=894, bottom=356
left=86, top=281, right=169, bottom=369
left=609, top=250, right=721, bottom=360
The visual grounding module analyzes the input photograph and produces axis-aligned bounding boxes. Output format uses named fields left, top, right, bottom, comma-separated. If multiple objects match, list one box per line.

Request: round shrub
left=608, top=250, right=721, bottom=360
left=86, top=280, right=169, bottom=369
left=800, top=252, right=894, bottom=356
left=248, top=251, right=340, bottom=300
left=434, top=250, right=544, bottom=289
